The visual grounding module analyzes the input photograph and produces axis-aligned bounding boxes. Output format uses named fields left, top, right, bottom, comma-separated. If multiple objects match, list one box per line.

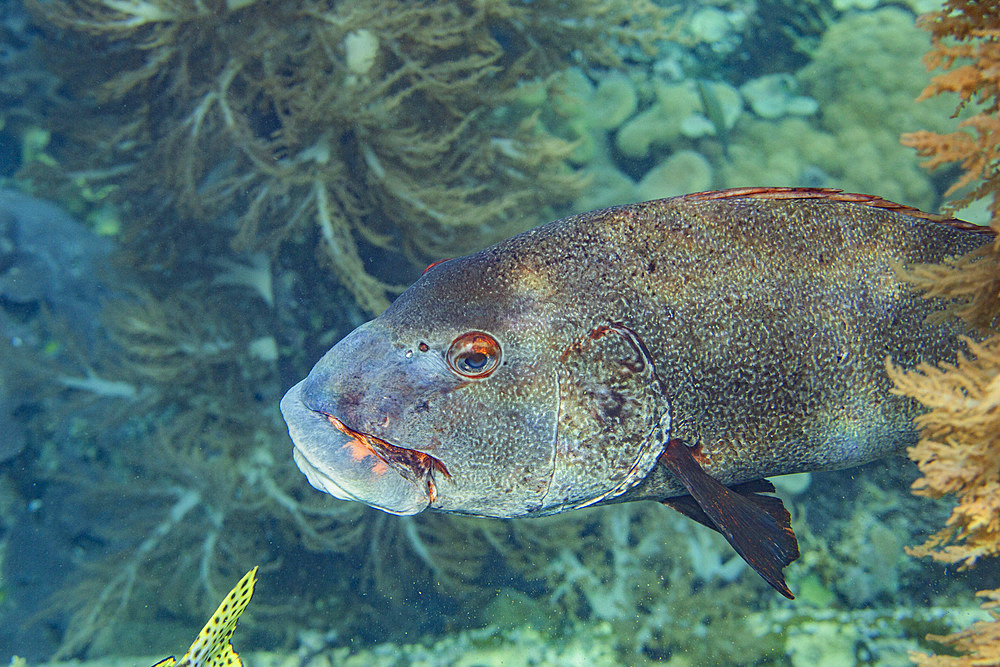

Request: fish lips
left=280, top=379, right=431, bottom=516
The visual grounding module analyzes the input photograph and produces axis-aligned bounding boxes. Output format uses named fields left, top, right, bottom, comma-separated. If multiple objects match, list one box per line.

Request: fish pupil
left=446, top=331, right=501, bottom=378
left=462, top=352, right=488, bottom=370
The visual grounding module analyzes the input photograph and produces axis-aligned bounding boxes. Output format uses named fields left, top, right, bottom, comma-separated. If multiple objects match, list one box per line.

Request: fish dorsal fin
left=174, top=566, right=258, bottom=667
left=658, top=439, right=799, bottom=599
left=680, top=187, right=992, bottom=235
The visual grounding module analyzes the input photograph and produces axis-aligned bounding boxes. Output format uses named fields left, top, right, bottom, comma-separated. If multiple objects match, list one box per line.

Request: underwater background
left=0, top=0, right=998, bottom=664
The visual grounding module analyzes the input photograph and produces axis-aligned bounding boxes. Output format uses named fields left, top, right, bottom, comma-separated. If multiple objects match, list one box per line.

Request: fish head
left=282, top=228, right=671, bottom=517
left=281, top=248, right=566, bottom=517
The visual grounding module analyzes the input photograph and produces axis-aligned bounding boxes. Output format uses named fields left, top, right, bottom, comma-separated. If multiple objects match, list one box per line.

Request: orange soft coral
left=888, top=335, right=1000, bottom=569
left=894, top=1, right=1000, bottom=663
left=895, top=0, right=1000, bottom=565
left=901, top=2, right=1000, bottom=221
left=911, top=589, right=1000, bottom=666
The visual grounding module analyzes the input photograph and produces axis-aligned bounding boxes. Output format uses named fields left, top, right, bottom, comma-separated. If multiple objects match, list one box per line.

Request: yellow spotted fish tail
left=152, top=566, right=258, bottom=667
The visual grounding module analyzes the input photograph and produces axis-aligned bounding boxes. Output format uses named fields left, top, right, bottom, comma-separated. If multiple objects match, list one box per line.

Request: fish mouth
left=280, top=380, right=449, bottom=515
left=318, top=412, right=451, bottom=503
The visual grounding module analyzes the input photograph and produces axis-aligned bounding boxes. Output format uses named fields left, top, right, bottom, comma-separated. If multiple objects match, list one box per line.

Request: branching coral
left=894, top=244, right=1000, bottom=331
left=889, top=0, right=1000, bottom=662
left=26, top=286, right=330, bottom=656
left=891, top=0, right=1000, bottom=569
left=26, top=0, right=672, bottom=313
left=533, top=503, right=780, bottom=664
left=888, top=336, right=1000, bottom=569
left=912, top=588, right=1000, bottom=666
left=901, top=1, right=1000, bottom=221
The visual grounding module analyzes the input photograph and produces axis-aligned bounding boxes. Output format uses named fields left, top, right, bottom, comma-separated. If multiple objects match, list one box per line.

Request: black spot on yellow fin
left=658, top=440, right=799, bottom=599
left=174, top=566, right=258, bottom=667
left=152, top=658, right=176, bottom=667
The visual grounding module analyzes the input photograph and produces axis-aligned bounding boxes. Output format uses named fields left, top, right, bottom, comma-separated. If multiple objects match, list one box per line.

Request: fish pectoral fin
left=658, top=439, right=800, bottom=600
left=661, top=479, right=771, bottom=531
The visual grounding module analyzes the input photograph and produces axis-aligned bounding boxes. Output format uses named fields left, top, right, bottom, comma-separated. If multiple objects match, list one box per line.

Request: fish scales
left=281, top=188, right=990, bottom=596
left=462, top=193, right=972, bottom=496
left=593, top=193, right=982, bottom=500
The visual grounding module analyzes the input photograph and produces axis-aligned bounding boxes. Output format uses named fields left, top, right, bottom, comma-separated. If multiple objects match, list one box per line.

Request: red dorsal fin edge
left=682, top=187, right=992, bottom=235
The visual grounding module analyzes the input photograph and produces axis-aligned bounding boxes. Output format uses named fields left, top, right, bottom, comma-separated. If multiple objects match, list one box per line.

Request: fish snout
left=280, top=379, right=432, bottom=515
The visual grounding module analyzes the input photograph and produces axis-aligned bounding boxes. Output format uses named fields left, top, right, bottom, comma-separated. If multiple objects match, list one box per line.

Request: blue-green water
left=0, top=0, right=994, bottom=663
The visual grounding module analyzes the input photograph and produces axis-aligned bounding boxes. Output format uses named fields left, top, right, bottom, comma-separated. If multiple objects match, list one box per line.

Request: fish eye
left=446, top=331, right=501, bottom=379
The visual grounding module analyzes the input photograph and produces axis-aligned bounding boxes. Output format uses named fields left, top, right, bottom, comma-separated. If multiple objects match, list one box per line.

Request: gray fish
left=280, top=187, right=990, bottom=597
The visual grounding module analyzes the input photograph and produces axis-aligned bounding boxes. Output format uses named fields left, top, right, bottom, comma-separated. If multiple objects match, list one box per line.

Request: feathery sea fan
left=893, top=1, right=1000, bottom=663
